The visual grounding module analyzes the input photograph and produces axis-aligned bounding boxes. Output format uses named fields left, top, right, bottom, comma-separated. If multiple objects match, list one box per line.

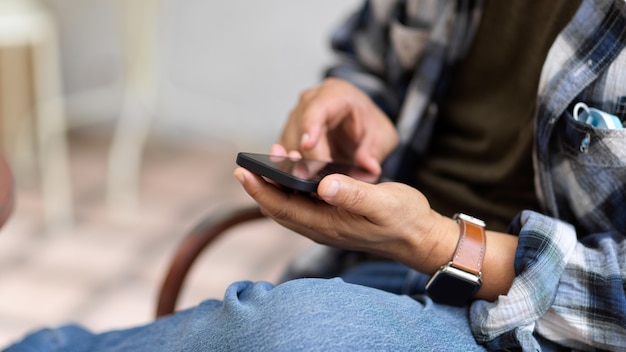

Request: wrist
left=407, top=211, right=460, bottom=274
left=426, top=213, right=487, bottom=306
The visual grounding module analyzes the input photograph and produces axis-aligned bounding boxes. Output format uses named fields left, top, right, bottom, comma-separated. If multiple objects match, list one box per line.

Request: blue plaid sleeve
left=324, top=0, right=406, bottom=120
left=470, top=210, right=626, bottom=351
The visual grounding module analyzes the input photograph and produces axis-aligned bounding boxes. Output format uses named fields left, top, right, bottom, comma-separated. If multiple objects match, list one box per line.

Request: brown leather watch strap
left=450, top=213, right=486, bottom=275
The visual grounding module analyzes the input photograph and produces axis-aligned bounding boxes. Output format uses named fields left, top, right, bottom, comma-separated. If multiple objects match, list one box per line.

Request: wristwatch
left=425, top=213, right=486, bottom=306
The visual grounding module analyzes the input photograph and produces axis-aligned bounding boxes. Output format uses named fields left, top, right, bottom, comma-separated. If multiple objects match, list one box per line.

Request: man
left=234, top=0, right=626, bottom=350
left=6, top=0, right=626, bottom=350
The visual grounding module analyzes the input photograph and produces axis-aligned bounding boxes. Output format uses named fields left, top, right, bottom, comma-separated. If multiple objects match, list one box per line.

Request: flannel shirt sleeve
left=324, top=0, right=411, bottom=121
left=470, top=210, right=626, bottom=351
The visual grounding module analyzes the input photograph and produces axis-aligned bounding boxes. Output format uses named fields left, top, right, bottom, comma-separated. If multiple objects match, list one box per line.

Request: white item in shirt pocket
left=573, top=102, right=623, bottom=129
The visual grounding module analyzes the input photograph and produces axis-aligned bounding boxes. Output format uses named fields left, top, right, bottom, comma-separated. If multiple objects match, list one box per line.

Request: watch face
left=425, top=266, right=481, bottom=307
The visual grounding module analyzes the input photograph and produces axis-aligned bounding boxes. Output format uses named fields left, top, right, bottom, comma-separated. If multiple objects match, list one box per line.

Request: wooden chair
left=155, top=204, right=265, bottom=318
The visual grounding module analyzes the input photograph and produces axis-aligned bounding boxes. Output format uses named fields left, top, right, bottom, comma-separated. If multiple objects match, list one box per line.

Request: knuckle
left=265, top=203, right=294, bottom=222
left=298, top=88, right=316, bottom=103
left=258, top=206, right=271, bottom=218
left=322, top=77, right=341, bottom=87
left=341, top=184, right=367, bottom=209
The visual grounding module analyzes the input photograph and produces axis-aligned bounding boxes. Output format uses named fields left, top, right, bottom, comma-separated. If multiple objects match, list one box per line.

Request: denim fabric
left=5, top=263, right=488, bottom=352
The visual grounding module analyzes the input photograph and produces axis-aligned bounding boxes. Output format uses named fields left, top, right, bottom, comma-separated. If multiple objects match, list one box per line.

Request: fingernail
left=324, top=179, right=339, bottom=198
left=301, top=133, right=310, bottom=146
left=369, top=157, right=382, bottom=174
left=233, top=169, right=245, bottom=184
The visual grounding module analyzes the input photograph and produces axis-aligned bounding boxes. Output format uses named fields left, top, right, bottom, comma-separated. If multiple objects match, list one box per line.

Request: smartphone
left=236, top=152, right=380, bottom=193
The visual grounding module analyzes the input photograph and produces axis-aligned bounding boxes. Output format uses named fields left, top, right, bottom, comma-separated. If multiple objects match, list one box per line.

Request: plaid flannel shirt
left=327, top=0, right=626, bottom=350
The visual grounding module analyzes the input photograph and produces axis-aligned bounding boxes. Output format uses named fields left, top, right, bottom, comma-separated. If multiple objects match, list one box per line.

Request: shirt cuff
left=469, top=210, right=577, bottom=350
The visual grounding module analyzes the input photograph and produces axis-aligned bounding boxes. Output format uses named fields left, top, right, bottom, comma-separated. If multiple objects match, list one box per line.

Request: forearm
left=478, top=230, right=517, bottom=301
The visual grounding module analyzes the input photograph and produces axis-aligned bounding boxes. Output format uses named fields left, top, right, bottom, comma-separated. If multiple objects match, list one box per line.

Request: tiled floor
left=0, top=126, right=313, bottom=347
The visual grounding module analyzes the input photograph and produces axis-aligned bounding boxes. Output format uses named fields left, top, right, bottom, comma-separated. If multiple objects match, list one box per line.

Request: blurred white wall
left=44, top=0, right=362, bottom=149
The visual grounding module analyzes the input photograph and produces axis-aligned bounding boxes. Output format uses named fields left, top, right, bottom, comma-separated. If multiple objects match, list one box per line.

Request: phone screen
left=236, top=152, right=380, bottom=193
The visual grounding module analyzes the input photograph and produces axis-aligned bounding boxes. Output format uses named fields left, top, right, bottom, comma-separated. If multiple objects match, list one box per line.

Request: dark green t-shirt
left=413, top=0, right=581, bottom=231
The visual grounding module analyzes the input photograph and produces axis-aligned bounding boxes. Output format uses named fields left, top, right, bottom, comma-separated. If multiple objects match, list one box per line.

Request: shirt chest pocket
left=550, top=108, right=626, bottom=234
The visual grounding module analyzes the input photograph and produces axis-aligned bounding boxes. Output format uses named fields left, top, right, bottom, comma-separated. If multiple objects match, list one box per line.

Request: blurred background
left=0, top=0, right=360, bottom=346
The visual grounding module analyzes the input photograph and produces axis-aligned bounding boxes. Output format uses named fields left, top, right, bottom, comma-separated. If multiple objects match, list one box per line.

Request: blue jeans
left=5, top=262, right=486, bottom=351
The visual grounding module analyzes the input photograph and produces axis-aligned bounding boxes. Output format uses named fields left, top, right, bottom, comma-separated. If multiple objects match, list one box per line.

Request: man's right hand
left=278, top=78, right=398, bottom=175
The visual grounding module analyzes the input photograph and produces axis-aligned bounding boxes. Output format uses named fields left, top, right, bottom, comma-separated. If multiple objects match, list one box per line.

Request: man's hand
left=236, top=78, right=518, bottom=301
left=233, top=166, right=458, bottom=274
left=279, top=78, right=398, bottom=175
left=234, top=166, right=519, bottom=300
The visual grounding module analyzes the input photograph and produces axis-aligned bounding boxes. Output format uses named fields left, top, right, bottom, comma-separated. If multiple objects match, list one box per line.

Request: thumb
left=317, top=174, right=379, bottom=218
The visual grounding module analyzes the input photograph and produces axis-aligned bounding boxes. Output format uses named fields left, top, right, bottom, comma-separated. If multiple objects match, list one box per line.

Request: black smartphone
left=236, top=152, right=380, bottom=193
